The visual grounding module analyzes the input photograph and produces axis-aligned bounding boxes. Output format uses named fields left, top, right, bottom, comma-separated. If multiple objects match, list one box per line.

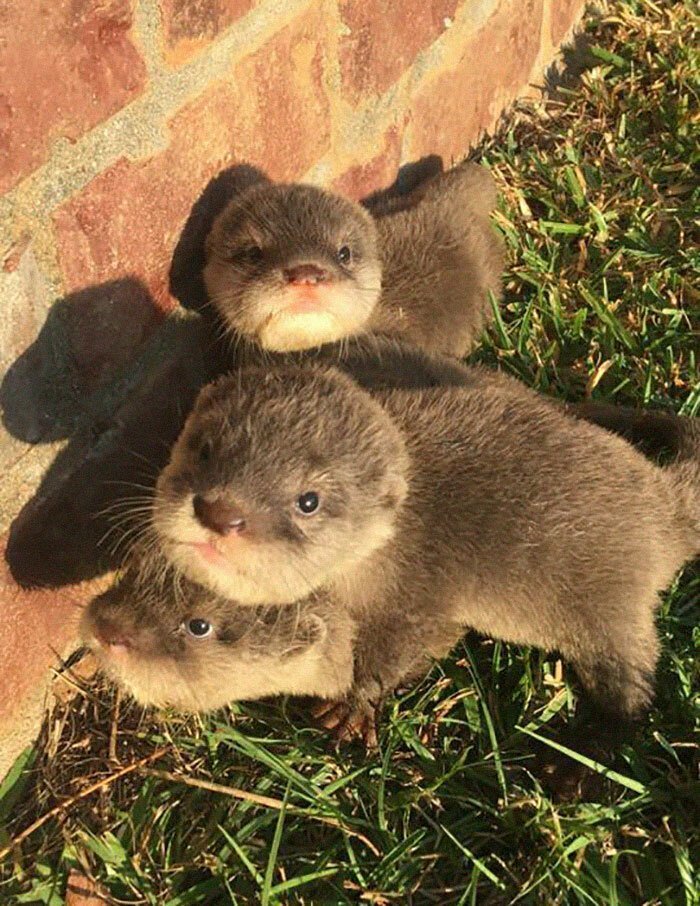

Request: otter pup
left=82, top=555, right=354, bottom=712
left=232, top=332, right=694, bottom=461
left=80, top=539, right=463, bottom=754
left=203, top=163, right=502, bottom=356
left=145, top=366, right=699, bottom=738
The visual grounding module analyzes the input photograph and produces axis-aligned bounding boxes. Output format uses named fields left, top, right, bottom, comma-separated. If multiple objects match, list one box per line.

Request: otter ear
left=89, top=579, right=126, bottom=609
left=382, top=470, right=408, bottom=511
left=282, top=613, right=327, bottom=658
left=224, top=164, right=271, bottom=199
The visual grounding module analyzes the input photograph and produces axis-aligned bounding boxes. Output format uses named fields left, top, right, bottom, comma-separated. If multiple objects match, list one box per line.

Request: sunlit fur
left=153, top=367, right=408, bottom=605
left=204, top=183, right=382, bottom=351
left=81, top=559, right=355, bottom=711
left=367, top=160, right=504, bottom=356
left=152, top=365, right=699, bottom=723
left=204, top=163, right=504, bottom=358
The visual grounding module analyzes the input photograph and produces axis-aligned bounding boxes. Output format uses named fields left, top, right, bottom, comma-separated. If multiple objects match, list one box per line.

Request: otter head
left=203, top=183, right=382, bottom=351
left=153, top=366, right=408, bottom=605
left=80, top=564, right=331, bottom=711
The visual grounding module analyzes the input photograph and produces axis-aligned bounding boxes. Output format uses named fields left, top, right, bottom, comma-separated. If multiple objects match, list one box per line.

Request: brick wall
left=0, top=0, right=586, bottom=776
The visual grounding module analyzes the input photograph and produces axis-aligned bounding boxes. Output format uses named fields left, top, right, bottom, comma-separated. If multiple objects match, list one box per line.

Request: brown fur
left=139, top=366, right=698, bottom=725
left=231, top=331, right=489, bottom=392
left=561, top=400, right=691, bottom=462
left=80, top=339, right=699, bottom=718
left=368, top=161, right=503, bottom=355
left=233, top=331, right=700, bottom=461
left=204, top=164, right=503, bottom=357
left=81, top=556, right=354, bottom=711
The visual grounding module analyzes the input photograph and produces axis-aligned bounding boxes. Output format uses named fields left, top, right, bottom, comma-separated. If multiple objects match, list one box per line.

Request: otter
left=128, top=365, right=700, bottom=741
left=222, top=330, right=694, bottom=463
left=203, top=162, right=503, bottom=357
left=80, top=541, right=459, bottom=753
left=82, top=557, right=354, bottom=713
left=199, top=164, right=675, bottom=464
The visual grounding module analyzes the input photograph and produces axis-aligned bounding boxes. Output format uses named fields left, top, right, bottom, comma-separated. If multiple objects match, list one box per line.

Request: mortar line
left=2, top=0, right=502, bottom=252
left=132, top=0, right=168, bottom=80
left=303, top=0, right=500, bottom=182
left=0, top=0, right=315, bottom=251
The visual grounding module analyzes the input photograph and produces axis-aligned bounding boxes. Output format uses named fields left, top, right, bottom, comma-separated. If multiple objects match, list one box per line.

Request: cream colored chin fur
left=239, top=274, right=381, bottom=351
left=157, top=500, right=399, bottom=607
left=257, top=309, right=347, bottom=352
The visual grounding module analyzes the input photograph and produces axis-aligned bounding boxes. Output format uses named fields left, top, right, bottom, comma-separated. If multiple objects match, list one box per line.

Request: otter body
left=231, top=332, right=696, bottom=458
left=204, top=164, right=502, bottom=357
left=100, top=367, right=700, bottom=734
left=368, top=161, right=503, bottom=356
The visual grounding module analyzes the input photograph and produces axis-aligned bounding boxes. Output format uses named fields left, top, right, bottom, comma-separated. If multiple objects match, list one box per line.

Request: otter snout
left=283, top=263, right=330, bottom=285
left=193, top=495, right=247, bottom=536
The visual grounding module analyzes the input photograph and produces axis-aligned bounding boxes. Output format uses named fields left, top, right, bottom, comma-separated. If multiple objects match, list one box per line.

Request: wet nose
left=283, top=263, right=329, bottom=285
left=193, top=495, right=247, bottom=535
left=94, top=617, right=132, bottom=649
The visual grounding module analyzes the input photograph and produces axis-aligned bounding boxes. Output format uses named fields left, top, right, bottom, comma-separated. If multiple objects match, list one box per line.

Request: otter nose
left=283, top=263, right=329, bottom=285
left=193, top=495, right=247, bottom=535
left=94, top=617, right=132, bottom=650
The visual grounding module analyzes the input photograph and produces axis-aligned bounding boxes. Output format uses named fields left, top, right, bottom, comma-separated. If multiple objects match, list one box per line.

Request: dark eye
left=245, top=245, right=263, bottom=264
left=337, top=245, right=352, bottom=265
left=296, top=491, right=320, bottom=515
left=199, top=441, right=213, bottom=464
left=183, top=618, right=213, bottom=639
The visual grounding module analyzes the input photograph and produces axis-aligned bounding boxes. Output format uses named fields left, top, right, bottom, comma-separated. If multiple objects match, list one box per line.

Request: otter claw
left=312, top=699, right=342, bottom=722
left=313, top=698, right=379, bottom=749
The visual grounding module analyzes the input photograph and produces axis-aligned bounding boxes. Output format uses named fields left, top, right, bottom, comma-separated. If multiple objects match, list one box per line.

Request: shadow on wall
left=1, top=278, right=160, bottom=444
left=2, top=155, right=446, bottom=590
left=1, top=278, right=220, bottom=588
left=543, top=28, right=598, bottom=94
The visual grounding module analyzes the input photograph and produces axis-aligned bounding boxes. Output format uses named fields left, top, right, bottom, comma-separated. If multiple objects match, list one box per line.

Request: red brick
left=0, top=538, right=113, bottom=777
left=339, top=0, right=459, bottom=104
left=0, top=538, right=99, bottom=728
left=159, top=0, right=257, bottom=66
left=332, top=124, right=404, bottom=201
left=550, top=0, right=586, bottom=48
left=408, top=0, right=544, bottom=163
left=54, top=6, right=331, bottom=303
left=0, top=1, right=146, bottom=194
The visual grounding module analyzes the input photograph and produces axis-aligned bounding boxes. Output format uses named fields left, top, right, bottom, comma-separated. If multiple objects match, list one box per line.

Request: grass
left=2, top=1, right=699, bottom=903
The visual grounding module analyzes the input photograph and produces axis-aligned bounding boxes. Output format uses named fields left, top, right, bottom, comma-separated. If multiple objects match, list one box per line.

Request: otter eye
left=199, top=441, right=213, bottom=464
left=296, top=491, right=320, bottom=515
left=337, top=245, right=352, bottom=265
left=184, top=618, right=213, bottom=639
left=245, top=245, right=263, bottom=264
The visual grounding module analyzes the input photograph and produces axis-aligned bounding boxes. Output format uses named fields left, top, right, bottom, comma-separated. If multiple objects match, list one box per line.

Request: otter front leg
left=312, top=625, right=405, bottom=747
left=314, top=608, right=461, bottom=749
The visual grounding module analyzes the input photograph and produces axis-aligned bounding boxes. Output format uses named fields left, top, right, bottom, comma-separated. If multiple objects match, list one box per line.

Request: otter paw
left=535, top=752, right=609, bottom=803
left=312, top=698, right=379, bottom=750
left=531, top=725, right=616, bottom=803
